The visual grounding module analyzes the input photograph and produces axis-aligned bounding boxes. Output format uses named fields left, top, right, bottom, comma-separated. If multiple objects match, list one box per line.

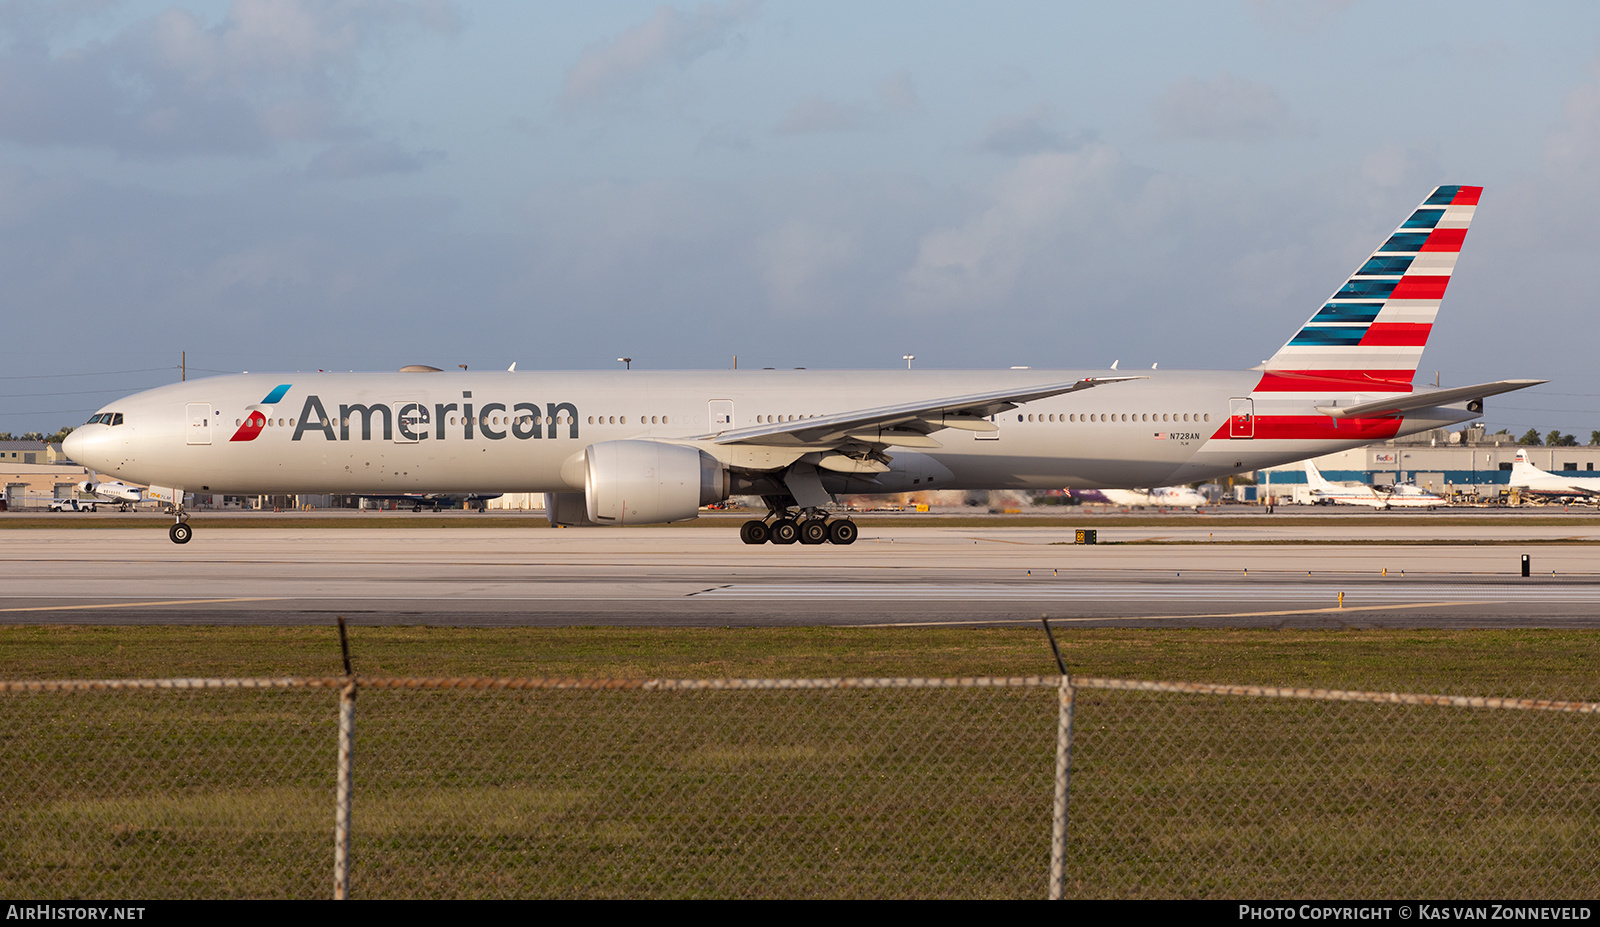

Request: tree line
left=1497, top=428, right=1600, bottom=447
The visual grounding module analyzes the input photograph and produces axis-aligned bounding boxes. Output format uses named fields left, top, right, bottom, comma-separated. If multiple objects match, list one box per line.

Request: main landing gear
left=739, top=509, right=858, bottom=546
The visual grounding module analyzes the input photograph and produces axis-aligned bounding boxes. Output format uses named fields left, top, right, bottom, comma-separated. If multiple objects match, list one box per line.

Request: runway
left=4, top=523, right=1600, bottom=628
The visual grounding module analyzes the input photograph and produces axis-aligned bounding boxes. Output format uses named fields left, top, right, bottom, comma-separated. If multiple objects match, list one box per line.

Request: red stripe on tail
left=1254, top=370, right=1416, bottom=392
left=1389, top=276, right=1450, bottom=300
left=1420, top=228, right=1467, bottom=252
left=1359, top=323, right=1433, bottom=347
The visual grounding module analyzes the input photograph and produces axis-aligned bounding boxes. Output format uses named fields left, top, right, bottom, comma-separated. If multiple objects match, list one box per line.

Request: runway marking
left=690, top=583, right=1600, bottom=602
left=853, top=602, right=1492, bottom=627
left=0, top=597, right=287, bottom=614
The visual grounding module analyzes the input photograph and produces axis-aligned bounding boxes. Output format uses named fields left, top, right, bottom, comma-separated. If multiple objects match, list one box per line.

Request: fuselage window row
left=1019, top=413, right=1212, bottom=423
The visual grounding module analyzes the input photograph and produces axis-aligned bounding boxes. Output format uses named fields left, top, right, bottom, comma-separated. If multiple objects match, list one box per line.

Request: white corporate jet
left=76, top=478, right=145, bottom=510
left=65, top=185, right=1543, bottom=545
left=1507, top=449, right=1600, bottom=500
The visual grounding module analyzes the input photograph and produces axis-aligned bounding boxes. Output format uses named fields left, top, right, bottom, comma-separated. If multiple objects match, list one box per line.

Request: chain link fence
left=1, top=674, right=1596, bottom=898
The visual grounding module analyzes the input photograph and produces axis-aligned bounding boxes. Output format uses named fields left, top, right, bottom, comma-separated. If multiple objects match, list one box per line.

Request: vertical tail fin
left=1259, top=185, right=1481, bottom=392
left=1511, top=449, right=1544, bottom=477
left=1304, top=460, right=1335, bottom=490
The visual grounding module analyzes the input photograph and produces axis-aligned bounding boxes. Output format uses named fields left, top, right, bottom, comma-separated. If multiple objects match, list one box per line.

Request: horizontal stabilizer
left=1315, top=379, right=1545, bottom=419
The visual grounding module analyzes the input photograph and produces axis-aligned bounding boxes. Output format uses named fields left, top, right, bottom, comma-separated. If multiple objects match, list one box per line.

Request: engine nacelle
left=584, top=440, right=727, bottom=525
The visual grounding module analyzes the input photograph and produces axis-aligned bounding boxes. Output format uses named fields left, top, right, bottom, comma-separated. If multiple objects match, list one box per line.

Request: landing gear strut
left=168, top=505, right=192, bottom=545
left=739, top=506, right=857, bottom=546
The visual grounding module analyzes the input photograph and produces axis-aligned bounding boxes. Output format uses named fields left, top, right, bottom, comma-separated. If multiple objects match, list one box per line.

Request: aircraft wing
left=705, top=376, right=1147, bottom=448
left=1316, top=379, right=1545, bottom=419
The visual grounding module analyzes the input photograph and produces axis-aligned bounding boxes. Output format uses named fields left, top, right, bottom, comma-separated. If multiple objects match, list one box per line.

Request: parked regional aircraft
left=1379, top=481, right=1448, bottom=508
left=1508, top=449, right=1600, bottom=499
left=65, top=185, right=1543, bottom=545
left=1072, top=486, right=1208, bottom=508
left=1304, top=461, right=1388, bottom=508
left=1305, top=461, right=1448, bottom=509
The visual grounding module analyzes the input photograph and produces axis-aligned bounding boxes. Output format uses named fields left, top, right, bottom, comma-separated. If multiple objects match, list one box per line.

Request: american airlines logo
left=229, top=384, right=292, bottom=442
left=288, top=393, right=580, bottom=442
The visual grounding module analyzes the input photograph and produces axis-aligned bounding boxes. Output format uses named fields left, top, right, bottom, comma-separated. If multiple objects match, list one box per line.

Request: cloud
left=775, top=97, right=867, bottom=135
left=561, top=1, right=756, bottom=108
left=775, top=71, right=920, bottom=136
left=756, top=220, right=862, bottom=313
left=1245, top=0, right=1359, bottom=32
left=902, top=144, right=1152, bottom=312
left=1150, top=72, right=1306, bottom=142
left=0, top=0, right=457, bottom=156
left=978, top=107, right=1088, bottom=156
left=306, top=139, right=443, bottom=178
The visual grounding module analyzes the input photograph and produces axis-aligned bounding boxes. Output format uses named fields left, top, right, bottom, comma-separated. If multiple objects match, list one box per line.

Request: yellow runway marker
left=0, top=597, right=287, bottom=614
left=854, top=601, right=1492, bottom=628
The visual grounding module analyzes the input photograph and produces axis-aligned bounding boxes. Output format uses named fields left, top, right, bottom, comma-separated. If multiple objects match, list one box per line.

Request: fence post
left=1042, top=619, right=1074, bottom=900
left=334, top=680, right=356, bottom=900
left=1049, top=672, right=1074, bottom=899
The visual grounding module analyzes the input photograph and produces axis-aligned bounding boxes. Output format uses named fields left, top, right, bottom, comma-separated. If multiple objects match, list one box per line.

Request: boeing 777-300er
left=65, top=185, right=1543, bottom=545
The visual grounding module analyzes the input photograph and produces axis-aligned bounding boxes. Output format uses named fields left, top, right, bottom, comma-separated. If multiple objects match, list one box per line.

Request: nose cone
left=62, top=428, right=105, bottom=469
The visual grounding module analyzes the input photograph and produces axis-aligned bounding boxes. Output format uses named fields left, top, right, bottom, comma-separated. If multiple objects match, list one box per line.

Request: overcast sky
left=3, top=0, right=1599, bottom=436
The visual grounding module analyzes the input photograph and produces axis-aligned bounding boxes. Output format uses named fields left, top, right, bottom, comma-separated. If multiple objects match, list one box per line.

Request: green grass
left=2, top=627, right=1597, bottom=899
left=2, top=625, right=1597, bottom=696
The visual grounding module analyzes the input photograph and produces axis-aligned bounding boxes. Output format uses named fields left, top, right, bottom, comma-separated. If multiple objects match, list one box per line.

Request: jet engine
left=584, top=440, right=728, bottom=525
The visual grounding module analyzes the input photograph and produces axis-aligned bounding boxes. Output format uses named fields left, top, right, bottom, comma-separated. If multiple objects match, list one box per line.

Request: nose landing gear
left=167, top=500, right=192, bottom=544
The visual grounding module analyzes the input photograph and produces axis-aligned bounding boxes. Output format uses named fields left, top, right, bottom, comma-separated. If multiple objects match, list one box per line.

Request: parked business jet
left=65, top=185, right=1542, bottom=545
left=76, top=478, right=144, bottom=511
left=1507, top=449, right=1600, bottom=500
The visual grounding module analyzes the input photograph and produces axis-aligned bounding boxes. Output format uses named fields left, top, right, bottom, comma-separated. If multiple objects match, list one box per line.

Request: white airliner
left=1507, top=448, right=1600, bottom=499
left=64, top=185, right=1542, bottom=545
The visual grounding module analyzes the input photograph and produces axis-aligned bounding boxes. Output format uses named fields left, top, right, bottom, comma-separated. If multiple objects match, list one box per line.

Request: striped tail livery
left=1232, top=185, right=1537, bottom=444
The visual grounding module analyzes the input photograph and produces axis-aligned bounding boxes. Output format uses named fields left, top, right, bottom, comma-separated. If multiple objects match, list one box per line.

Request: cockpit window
left=111, top=413, right=123, bottom=426
left=88, top=412, right=124, bottom=426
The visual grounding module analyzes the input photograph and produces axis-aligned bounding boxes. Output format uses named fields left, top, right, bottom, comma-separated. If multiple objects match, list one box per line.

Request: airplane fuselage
left=67, top=368, right=1472, bottom=497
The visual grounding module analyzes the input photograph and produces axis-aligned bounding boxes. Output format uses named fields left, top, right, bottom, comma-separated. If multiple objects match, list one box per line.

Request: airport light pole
left=617, top=357, right=632, bottom=370
left=902, top=354, right=915, bottom=369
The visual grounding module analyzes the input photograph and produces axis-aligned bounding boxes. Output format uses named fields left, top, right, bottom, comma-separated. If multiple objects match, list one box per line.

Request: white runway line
left=690, top=582, right=1600, bottom=602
